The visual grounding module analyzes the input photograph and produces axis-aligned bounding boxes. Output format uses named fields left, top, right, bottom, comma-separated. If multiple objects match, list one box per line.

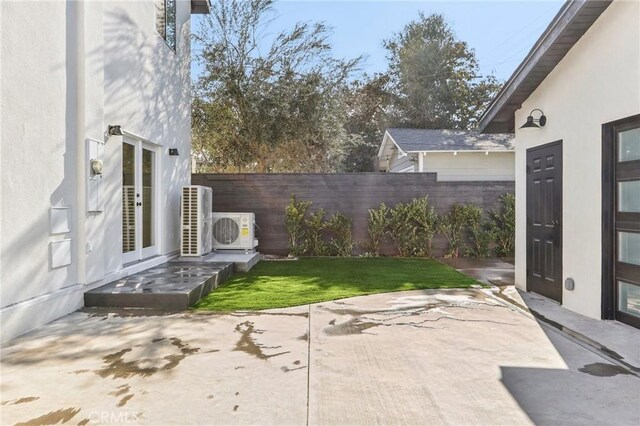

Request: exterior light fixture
left=107, top=125, right=123, bottom=136
left=168, top=148, right=179, bottom=156
left=520, top=109, right=547, bottom=130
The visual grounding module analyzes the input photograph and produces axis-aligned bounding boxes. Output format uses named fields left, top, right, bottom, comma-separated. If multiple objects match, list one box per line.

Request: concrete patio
left=1, top=288, right=638, bottom=425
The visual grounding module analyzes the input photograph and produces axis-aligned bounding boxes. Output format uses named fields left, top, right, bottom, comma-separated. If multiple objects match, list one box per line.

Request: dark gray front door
left=526, top=141, right=563, bottom=303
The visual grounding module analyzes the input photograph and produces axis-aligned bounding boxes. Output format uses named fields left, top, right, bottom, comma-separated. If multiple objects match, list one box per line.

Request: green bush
left=284, top=194, right=354, bottom=257
left=366, top=203, right=389, bottom=256
left=284, top=194, right=312, bottom=256
left=325, top=212, right=353, bottom=257
left=303, top=209, right=328, bottom=256
left=439, top=203, right=477, bottom=258
left=412, top=196, right=439, bottom=258
left=386, top=197, right=437, bottom=257
left=465, top=205, right=492, bottom=258
left=488, top=193, right=515, bottom=257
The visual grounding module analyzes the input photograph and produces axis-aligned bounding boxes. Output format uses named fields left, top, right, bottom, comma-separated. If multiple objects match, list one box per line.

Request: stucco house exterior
left=479, top=0, right=640, bottom=328
left=377, top=128, right=515, bottom=181
left=0, top=0, right=210, bottom=342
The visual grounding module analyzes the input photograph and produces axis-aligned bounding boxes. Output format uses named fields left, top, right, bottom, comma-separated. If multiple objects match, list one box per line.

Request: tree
left=193, top=0, right=359, bottom=172
left=383, top=13, right=501, bottom=129
left=337, top=74, right=392, bottom=171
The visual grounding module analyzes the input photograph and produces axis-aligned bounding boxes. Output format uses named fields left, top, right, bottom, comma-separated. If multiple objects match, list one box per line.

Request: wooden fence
left=192, top=173, right=514, bottom=257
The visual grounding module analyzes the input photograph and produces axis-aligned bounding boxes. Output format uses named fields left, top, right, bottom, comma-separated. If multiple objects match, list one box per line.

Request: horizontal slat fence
left=192, top=173, right=514, bottom=257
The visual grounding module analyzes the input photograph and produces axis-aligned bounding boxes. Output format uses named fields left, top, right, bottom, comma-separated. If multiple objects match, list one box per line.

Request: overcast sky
left=191, top=0, right=564, bottom=83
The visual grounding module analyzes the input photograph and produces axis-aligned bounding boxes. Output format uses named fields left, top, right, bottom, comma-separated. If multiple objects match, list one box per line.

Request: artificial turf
left=194, top=257, right=478, bottom=311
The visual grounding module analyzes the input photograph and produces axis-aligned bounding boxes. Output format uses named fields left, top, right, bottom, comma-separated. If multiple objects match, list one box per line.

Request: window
left=156, top=0, right=176, bottom=51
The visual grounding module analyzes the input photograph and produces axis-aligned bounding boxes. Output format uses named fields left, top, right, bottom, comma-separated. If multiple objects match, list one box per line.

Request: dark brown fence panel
left=192, top=173, right=514, bottom=257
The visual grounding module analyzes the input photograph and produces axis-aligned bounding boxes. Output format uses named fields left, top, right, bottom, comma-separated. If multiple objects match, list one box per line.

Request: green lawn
left=194, top=257, right=478, bottom=311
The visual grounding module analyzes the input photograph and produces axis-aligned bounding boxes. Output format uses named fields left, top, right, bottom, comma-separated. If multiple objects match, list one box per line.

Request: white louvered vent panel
left=122, top=185, right=136, bottom=252
left=181, top=186, right=213, bottom=257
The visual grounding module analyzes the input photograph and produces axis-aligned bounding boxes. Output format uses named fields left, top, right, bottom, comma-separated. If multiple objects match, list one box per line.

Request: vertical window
left=156, top=0, right=176, bottom=51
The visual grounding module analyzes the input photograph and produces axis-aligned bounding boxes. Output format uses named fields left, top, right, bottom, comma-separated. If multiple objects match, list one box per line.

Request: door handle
left=553, top=220, right=560, bottom=226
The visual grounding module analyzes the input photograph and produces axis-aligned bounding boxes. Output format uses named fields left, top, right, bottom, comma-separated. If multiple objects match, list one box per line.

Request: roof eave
left=478, top=0, right=612, bottom=134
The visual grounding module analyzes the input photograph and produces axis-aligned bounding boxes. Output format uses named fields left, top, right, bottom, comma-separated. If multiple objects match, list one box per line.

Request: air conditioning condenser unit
left=181, top=185, right=213, bottom=257
left=212, top=212, right=257, bottom=251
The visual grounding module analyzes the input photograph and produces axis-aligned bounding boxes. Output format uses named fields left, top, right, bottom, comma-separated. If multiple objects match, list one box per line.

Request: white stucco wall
left=423, top=152, right=514, bottom=181
left=513, top=0, right=640, bottom=319
left=0, top=0, right=193, bottom=342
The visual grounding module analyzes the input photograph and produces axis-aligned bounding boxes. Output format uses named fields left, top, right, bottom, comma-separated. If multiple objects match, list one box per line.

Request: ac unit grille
left=213, top=218, right=240, bottom=245
left=181, top=186, right=212, bottom=256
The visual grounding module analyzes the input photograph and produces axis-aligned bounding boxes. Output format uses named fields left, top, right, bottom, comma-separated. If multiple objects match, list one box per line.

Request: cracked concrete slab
left=1, top=289, right=638, bottom=425
left=0, top=309, right=308, bottom=425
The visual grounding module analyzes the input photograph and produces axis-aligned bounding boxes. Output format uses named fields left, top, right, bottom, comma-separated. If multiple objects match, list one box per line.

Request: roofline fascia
left=377, top=130, right=407, bottom=158
left=478, top=0, right=586, bottom=132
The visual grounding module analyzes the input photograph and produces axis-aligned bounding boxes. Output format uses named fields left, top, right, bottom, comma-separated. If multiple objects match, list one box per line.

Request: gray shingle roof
left=386, top=128, right=514, bottom=152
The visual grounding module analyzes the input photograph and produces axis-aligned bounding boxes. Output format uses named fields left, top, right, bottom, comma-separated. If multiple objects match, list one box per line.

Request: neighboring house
left=479, top=0, right=640, bottom=328
left=377, top=128, right=515, bottom=181
left=0, top=0, right=210, bottom=342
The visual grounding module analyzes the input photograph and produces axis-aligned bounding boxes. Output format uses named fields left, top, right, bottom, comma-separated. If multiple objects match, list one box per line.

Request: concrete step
left=177, top=251, right=260, bottom=272
left=84, top=261, right=234, bottom=310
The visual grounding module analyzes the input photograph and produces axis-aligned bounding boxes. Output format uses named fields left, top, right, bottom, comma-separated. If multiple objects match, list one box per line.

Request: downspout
left=75, top=0, right=87, bottom=286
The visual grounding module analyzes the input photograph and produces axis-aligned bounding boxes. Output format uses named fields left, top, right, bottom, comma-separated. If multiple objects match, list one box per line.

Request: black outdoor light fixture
left=168, top=148, right=180, bottom=156
left=520, top=109, right=547, bottom=130
left=107, top=125, right=123, bottom=136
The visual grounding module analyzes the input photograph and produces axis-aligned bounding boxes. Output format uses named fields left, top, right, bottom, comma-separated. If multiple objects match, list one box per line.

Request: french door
left=604, top=115, right=640, bottom=328
left=122, top=136, right=159, bottom=264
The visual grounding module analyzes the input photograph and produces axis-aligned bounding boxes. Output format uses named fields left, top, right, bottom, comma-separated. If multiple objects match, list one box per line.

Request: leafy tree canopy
left=383, top=13, right=501, bottom=129
left=193, top=0, right=359, bottom=172
left=192, top=4, right=502, bottom=173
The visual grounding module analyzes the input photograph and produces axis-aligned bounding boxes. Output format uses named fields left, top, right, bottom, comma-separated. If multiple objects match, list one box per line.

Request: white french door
left=122, top=136, right=160, bottom=264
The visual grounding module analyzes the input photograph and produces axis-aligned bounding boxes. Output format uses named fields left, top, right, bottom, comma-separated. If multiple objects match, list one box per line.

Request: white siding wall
left=424, top=152, right=514, bottom=181
left=389, top=150, right=416, bottom=172
left=513, top=0, right=640, bottom=319
left=0, top=0, right=193, bottom=342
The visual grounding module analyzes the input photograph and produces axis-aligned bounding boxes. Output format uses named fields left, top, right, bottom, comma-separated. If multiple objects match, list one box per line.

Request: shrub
left=387, top=197, right=437, bottom=257
left=325, top=212, right=353, bottom=257
left=285, top=194, right=354, bottom=256
left=366, top=203, right=389, bottom=256
left=285, top=194, right=312, bottom=256
left=465, top=205, right=492, bottom=258
left=488, top=193, right=515, bottom=257
left=412, top=196, right=439, bottom=258
left=439, top=203, right=477, bottom=258
left=303, top=208, right=328, bottom=256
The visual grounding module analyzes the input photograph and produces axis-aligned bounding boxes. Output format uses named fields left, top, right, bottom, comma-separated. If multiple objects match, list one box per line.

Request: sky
left=190, top=0, right=565, bottom=83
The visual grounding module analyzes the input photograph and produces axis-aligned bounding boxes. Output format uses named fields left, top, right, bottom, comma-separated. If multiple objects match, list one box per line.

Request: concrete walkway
left=1, top=289, right=638, bottom=425
left=439, top=257, right=640, bottom=372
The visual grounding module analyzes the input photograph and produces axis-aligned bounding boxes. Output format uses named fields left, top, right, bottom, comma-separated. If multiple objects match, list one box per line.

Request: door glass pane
left=618, top=281, right=640, bottom=318
left=122, top=143, right=136, bottom=253
left=618, top=127, right=640, bottom=162
left=142, top=148, right=155, bottom=248
left=618, top=180, right=640, bottom=212
left=618, top=231, right=640, bottom=265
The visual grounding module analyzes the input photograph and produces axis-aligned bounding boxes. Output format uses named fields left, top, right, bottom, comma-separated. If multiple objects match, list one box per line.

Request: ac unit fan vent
left=213, top=218, right=240, bottom=245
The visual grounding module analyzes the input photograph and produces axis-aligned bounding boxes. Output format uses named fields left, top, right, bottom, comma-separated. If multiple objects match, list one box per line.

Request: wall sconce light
left=90, top=159, right=104, bottom=176
left=520, top=109, right=547, bottom=130
left=107, top=125, right=123, bottom=136
left=168, top=148, right=179, bottom=156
